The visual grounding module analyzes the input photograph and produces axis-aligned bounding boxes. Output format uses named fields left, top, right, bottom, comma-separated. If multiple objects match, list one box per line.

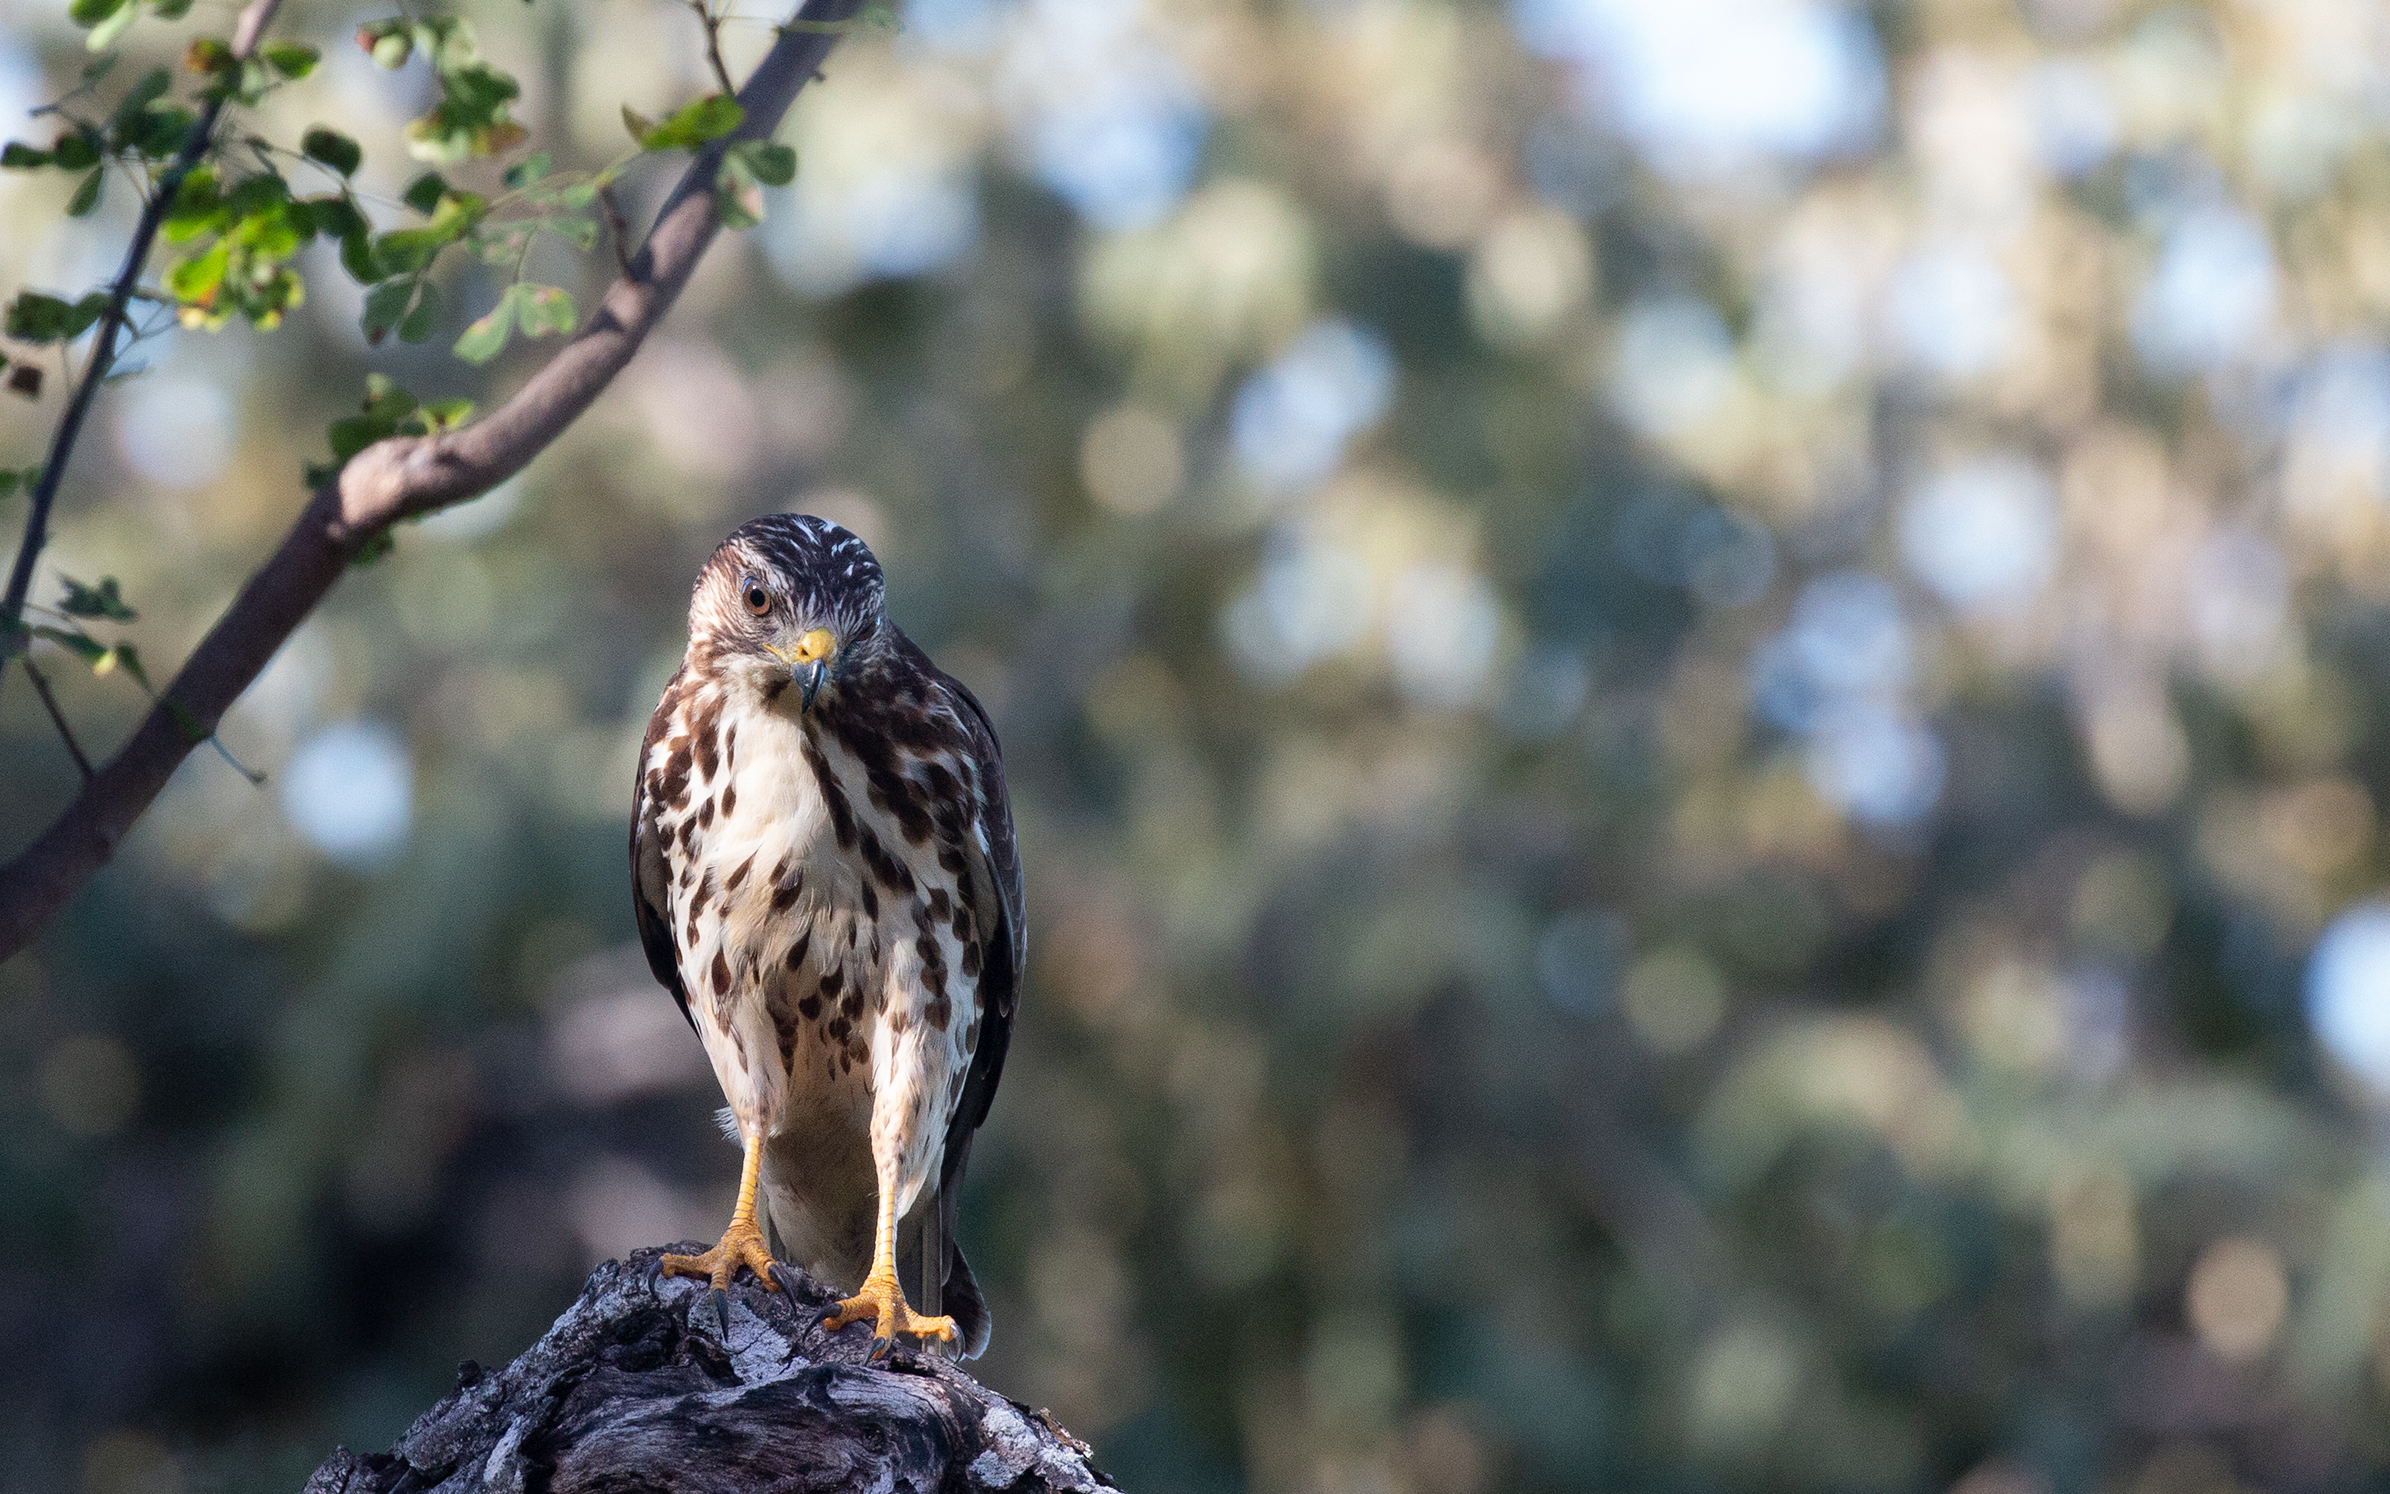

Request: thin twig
left=0, top=0, right=865, bottom=961
left=21, top=655, right=93, bottom=781
left=599, top=184, right=635, bottom=275
left=0, top=0, right=287, bottom=668
left=689, top=0, right=737, bottom=96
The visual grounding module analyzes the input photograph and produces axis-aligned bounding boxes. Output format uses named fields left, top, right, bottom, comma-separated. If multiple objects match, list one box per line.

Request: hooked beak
left=766, top=627, right=837, bottom=711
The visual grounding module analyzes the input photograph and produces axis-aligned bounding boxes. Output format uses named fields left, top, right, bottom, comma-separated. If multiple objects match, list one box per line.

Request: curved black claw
left=712, top=1287, right=731, bottom=1336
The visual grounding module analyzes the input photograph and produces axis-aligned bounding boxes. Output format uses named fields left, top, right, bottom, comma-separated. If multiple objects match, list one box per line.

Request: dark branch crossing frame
left=0, top=0, right=866, bottom=960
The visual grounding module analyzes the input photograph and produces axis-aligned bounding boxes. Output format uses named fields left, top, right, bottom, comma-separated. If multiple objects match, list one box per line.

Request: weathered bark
left=302, top=1247, right=1111, bottom=1493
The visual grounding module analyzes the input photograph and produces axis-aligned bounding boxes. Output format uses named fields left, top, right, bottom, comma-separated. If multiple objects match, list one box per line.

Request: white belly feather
left=641, top=681, right=979, bottom=1284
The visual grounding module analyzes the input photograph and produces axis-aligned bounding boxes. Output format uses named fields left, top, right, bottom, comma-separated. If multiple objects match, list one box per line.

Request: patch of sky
left=1220, top=523, right=1376, bottom=681
left=282, top=721, right=414, bottom=869
left=1750, top=572, right=1941, bottom=826
left=1889, top=246, right=2017, bottom=379
left=2022, top=58, right=2115, bottom=180
left=1608, top=297, right=1736, bottom=438
left=1509, top=0, right=1883, bottom=177
left=1231, top=320, right=1397, bottom=494
left=2309, top=900, right=2390, bottom=1100
left=1386, top=562, right=1505, bottom=708
left=1898, top=455, right=2057, bottom=611
left=2132, top=206, right=2276, bottom=375
left=115, top=374, right=235, bottom=491
left=1003, top=0, right=1208, bottom=230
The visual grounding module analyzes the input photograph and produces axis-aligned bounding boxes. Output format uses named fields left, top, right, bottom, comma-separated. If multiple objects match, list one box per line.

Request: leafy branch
left=0, top=0, right=287, bottom=686
left=0, top=0, right=866, bottom=960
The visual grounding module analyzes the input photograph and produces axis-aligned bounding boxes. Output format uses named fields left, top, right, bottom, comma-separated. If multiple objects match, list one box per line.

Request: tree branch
left=0, top=0, right=863, bottom=960
left=21, top=656, right=93, bottom=781
left=0, top=0, right=286, bottom=665
left=303, top=1249, right=1110, bottom=1493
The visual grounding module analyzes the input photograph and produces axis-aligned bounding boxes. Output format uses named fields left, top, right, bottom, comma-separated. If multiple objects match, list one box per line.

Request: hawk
left=629, top=514, right=1023, bottom=1355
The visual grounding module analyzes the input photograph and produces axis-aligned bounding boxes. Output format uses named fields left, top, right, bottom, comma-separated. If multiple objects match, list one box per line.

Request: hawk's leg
left=662, top=1123, right=780, bottom=1329
left=825, top=1152, right=957, bottom=1352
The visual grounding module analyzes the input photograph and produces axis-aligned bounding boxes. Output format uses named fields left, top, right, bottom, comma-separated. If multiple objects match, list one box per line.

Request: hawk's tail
left=899, top=1188, right=991, bottom=1359
left=941, top=1239, right=991, bottom=1359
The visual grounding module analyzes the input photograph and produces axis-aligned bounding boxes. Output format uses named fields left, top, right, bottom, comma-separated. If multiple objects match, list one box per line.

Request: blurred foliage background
left=8, top=0, right=2390, bottom=1490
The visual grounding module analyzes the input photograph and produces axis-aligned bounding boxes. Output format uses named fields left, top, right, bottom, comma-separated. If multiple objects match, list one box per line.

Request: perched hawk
left=630, top=514, right=1023, bottom=1355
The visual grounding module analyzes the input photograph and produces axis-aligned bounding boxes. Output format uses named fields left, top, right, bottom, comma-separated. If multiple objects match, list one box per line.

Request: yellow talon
left=661, top=1214, right=780, bottom=1296
left=664, top=1124, right=780, bottom=1329
left=826, top=1267, right=957, bottom=1349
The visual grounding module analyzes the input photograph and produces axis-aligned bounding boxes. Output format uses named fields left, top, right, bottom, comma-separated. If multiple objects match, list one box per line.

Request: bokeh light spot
left=2308, top=900, right=2390, bottom=1098
left=1231, top=320, right=1397, bottom=493
left=1900, top=456, right=2056, bottom=611
left=115, top=375, right=234, bottom=490
left=282, top=720, right=415, bottom=869
left=2186, top=1236, right=2287, bottom=1363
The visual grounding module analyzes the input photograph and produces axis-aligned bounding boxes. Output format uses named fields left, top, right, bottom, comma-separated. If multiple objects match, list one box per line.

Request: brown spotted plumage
left=630, top=514, right=1023, bottom=1357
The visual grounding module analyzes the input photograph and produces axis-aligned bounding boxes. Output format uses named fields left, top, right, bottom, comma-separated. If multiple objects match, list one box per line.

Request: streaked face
left=690, top=514, right=886, bottom=710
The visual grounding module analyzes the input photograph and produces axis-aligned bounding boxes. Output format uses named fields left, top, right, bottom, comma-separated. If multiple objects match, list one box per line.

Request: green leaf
left=515, top=283, right=574, bottom=338
left=452, top=285, right=517, bottom=364
left=261, top=41, right=318, bottom=79
left=402, top=171, right=450, bottom=215
left=338, top=220, right=379, bottom=282
left=117, top=643, right=153, bottom=692
left=163, top=169, right=225, bottom=242
left=620, top=104, right=654, bottom=145
left=419, top=397, right=474, bottom=431
left=86, top=0, right=139, bottom=52
left=166, top=239, right=230, bottom=304
left=301, top=126, right=361, bottom=176
left=715, top=151, right=762, bottom=230
left=58, top=574, right=136, bottom=622
left=395, top=280, right=439, bottom=343
left=305, top=194, right=365, bottom=243
left=638, top=93, right=742, bottom=151
left=51, top=132, right=99, bottom=171
left=374, top=189, right=484, bottom=274
left=64, top=169, right=102, bottom=217
left=0, top=470, right=15, bottom=498
left=732, top=139, right=796, bottom=187
left=69, top=292, right=111, bottom=338
left=31, top=625, right=108, bottom=666
left=69, top=0, right=127, bottom=29
left=108, top=67, right=170, bottom=134
left=183, top=37, right=231, bottom=75
left=502, top=151, right=550, bottom=189
left=327, top=414, right=388, bottom=462
left=149, top=0, right=193, bottom=20
left=4, top=292, right=74, bottom=342
left=368, top=31, right=411, bottom=69
left=544, top=213, right=599, bottom=252
left=128, top=104, right=194, bottom=157
left=361, top=279, right=415, bottom=343
left=0, top=143, right=50, bottom=169
left=95, top=642, right=150, bottom=690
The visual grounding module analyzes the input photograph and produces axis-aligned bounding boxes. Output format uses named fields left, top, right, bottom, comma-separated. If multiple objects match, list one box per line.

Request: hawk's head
left=689, top=514, right=889, bottom=712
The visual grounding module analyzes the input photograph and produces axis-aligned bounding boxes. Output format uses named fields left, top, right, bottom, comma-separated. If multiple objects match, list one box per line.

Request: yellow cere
left=791, top=628, right=835, bottom=665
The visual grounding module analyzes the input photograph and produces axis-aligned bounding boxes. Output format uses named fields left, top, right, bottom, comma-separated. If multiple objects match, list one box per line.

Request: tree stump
left=301, top=1246, right=1111, bottom=1493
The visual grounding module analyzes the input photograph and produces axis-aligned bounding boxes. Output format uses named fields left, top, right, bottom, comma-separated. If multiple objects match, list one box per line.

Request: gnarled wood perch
left=302, top=1247, right=1110, bottom=1493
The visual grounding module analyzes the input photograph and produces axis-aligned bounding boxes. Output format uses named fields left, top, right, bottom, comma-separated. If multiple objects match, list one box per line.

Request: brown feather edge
left=631, top=664, right=696, bottom=1032
left=929, top=661, right=1023, bottom=1354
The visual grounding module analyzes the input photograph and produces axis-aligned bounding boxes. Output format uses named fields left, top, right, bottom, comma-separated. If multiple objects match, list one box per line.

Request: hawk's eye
left=741, top=579, right=770, bottom=616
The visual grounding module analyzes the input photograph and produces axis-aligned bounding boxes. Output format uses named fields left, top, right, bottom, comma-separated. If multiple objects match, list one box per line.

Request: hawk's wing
left=631, top=666, right=694, bottom=1031
left=935, top=667, right=1024, bottom=1197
